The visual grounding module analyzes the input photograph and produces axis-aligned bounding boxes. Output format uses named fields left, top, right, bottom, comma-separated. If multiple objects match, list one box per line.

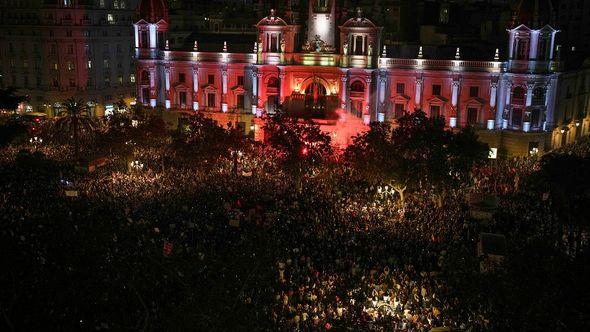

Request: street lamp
left=130, top=160, right=144, bottom=171
left=29, top=136, right=43, bottom=145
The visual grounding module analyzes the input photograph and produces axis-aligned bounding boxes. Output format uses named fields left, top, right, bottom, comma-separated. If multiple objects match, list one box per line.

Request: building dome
left=138, top=0, right=168, bottom=23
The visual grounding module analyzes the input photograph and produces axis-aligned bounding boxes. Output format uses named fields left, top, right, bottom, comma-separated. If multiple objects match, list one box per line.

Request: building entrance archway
left=301, top=80, right=337, bottom=119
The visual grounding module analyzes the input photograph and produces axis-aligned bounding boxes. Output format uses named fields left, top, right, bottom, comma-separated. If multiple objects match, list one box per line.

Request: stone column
left=149, top=67, right=157, bottom=107
left=450, top=79, right=460, bottom=127
left=221, top=68, right=228, bottom=113
left=278, top=69, right=285, bottom=103
left=192, top=68, right=199, bottom=110
left=415, top=77, right=423, bottom=110
left=488, top=81, right=498, bottom=130
left=508, top=31, right=515, bottom=59
left=529, top=30, right=539, bottom=60
left=165, top=68, right=171, bottom=109
left=340, top=75, right=348, bottom=110
left=149, top=24, right=157, bottom=49
left=364, top=77, right=372, bottom=124
left=251, top=71, right=258, bottom=115
left=545, top=78, right=557, bottom=130
left=256, top=73, right=263, bottom=116
left=378, top=71, right=387, bottom=122
left=134, top=25, right=139, bottom=48
left=490, top=81, right=498, bottom=108
left=501, top=81, right=512, bottom=129
left=526, top=83, right=534, bottom=107
left=505, top=82, right=512, bottom=106
left=549, top=32, right=557, bottom=60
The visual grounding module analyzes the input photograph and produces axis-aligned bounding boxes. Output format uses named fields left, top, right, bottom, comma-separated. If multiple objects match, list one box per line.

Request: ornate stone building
left=135, top=0, right=589, bottom=156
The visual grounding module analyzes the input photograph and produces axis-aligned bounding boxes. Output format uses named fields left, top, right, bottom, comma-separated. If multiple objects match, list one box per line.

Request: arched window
left=513, top=86, right=525, bottom=102
left=537, top=36, right=550, bottom=60
left=140, top=29, right=148, bottom=48
left=514, top=38, right=529, bottom=60
left=304, top=82, right=327, bottom=96
left=350, top=80, right=365, bottom=92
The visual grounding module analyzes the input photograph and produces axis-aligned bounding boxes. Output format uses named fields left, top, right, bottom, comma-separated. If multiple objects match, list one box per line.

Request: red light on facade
left=301, top=147, right=309, bottom=156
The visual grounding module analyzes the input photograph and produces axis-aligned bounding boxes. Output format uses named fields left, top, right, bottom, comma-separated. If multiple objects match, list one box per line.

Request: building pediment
left=231, top=86, right=246, bottom=93
left=427, top=95, right=449, bottom=104
left=511, top=24, right=532, bottom=32
left=464, top=97, right=486, bottom=106
left=202, top=84, right=217, bottom=91
left=539, top=25, right=559, bottom=33
left=391, top=94, right=411, bottom=102
left=173, top=82, right=188, bottom=89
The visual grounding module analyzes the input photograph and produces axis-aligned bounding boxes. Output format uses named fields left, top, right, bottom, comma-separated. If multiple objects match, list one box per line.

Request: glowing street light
left=29, top=136, right=43, bottom=145
left=130, top=160, right=144, bottom=171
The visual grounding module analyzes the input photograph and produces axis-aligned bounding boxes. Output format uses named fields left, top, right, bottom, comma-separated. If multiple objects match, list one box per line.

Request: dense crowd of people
left=1, top=121, right=588, bottom=331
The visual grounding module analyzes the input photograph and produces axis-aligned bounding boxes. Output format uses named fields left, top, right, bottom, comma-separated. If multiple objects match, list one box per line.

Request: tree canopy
left=345, top=111, right=489, bottom=202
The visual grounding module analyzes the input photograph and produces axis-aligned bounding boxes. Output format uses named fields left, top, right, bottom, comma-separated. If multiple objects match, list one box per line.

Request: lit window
left=67, top=61, right=75, bottom=71
left=113, top=0, right=119, bottom=9
left=130, top=74, right=135, bottom=83
left=117, top=75, right=123, bottom=85
left=53, top=63, right=58, bottom=70
left=107, top=14, right=114, bottom=23
left=99, top=0, right=105, bottom=8
left=103, top=59, right=110, bottom=68
left=63, top=0, right=71, bottom=7
left=87, top=60, right=92, bottom=69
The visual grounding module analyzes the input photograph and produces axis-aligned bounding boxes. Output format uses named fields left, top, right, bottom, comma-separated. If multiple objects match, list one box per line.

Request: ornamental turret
left=134, top=0, right=169, bottom=50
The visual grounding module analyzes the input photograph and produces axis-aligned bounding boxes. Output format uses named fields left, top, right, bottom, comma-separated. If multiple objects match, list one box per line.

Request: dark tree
left=346, top=110, right=488, bottom=204
left=0, top=87, right=28, bottom=114
left=344, top=122, right=410, bottom=202
left=263, top=112, right=333, bottom=177
left=174, top=113, right=248, bottom=168
left=54, top=98, right=96, bottom=159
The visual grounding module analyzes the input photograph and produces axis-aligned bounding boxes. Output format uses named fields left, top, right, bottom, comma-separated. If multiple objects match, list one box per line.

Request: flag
left=163, top=242, right=173, bottom=256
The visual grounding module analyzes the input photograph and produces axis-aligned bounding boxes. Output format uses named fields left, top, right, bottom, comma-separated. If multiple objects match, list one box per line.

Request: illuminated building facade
left=0, top=0, right=138, bottom=116
left=135, top=0, right=589, bottom=155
